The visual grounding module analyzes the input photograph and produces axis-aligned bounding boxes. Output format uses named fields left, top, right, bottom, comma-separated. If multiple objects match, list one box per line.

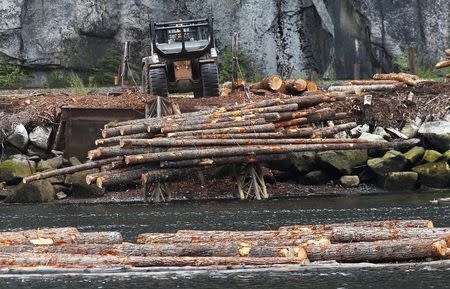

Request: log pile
left=23, top=92, right=419, bottom=196
left=435, top=49, right=450, bottom=79
left=0, top=220, right=448, bottom=270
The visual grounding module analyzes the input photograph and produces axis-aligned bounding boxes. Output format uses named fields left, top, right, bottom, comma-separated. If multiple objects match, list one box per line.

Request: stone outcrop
left=6, top=180, right=55, bottom=203
left=412, top=162, right=450, bottom=189
left=1, top=0, right=448, bottom=86
left=419, top=121, right=450, bottom=151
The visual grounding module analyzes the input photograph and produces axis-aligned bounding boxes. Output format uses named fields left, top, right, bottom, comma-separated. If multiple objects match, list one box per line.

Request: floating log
left=279, top=220, right=434, bottom=231
left=23, top=157, right=123, bottom=184
left=305, top=238, right=447, bottom=263
left=250, top=75, right=284, bottom=92
left=436, top=60, right=450, bottom=69
left=285, top=79, right=307, bottom=93
left=0, top=253, right=308, bottom=268
left=373, top=73, right=417, bottom=86
left=137, top=230, right=328, bottom=244
left=331, top=227, right=450, bottom=244
left=126, top=141, right=417, bottom=165
left=0, top=228, right=122, bottom=246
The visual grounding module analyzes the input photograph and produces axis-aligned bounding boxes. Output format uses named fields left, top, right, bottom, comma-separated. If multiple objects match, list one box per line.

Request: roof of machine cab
left=150, top=18, right=215, bottom=60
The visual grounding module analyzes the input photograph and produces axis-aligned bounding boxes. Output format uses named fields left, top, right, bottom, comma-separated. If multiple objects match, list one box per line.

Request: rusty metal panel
left=61, top=106, right=145, bottom=159
left=174, top=60, right=192, bottom=80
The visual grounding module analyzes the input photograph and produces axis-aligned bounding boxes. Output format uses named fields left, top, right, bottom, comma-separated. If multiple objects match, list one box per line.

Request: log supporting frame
left=234, top=163, right=268, bottom=200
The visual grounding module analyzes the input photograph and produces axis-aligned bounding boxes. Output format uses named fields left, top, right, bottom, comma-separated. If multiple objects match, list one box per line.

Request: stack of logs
left=0, top=220, right=448, bottom=269
left=328, top=73, right=429, bottom=94
left=435, top=49, right=450, bottom=79
left=23, top=92, right=417, bottom=194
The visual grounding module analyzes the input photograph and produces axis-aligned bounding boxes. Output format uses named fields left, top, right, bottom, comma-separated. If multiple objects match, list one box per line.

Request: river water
left=0, top=191, right=449, bottom=288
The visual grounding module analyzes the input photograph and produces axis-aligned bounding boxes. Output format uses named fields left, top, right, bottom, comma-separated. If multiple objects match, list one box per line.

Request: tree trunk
left=161, top=118, right=267, bottom=134
left=250, top=75, right=284, bottom=92
left=88, top=146, right=155, bottom=160
left=95, top=133, right=154, bottom=146
left=331, top=227, right=450, bottom=244
left=166, top=124, right=277, bottom=138
left=305, top=238, right=447, bottom=262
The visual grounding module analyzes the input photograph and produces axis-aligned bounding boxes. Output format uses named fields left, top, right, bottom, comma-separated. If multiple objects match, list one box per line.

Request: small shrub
left=219, top=47, right=261, bottom=83
left=45, top=71, right=69, bottom=88
left=0, top=61, right=27, bottom=88
left=68, top=72, right=90, bottom=95
left=91, top=47, right=122, bottom=86
left=393, top=52, right=409, bottom=72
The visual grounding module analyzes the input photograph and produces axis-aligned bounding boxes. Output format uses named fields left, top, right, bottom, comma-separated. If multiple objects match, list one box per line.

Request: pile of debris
left=22, top=92, right=417, bottom=201
left=0, top=220, right=448, bottom=270
left=435, top=49, right=450, bottom=79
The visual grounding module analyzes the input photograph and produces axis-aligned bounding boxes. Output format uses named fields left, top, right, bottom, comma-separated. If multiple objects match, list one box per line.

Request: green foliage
left=219, top=47, right=261, bottom=83
left=393, top=52, right=409, bottom=72
left=394, top=50, right=449, bottom=81
left=45, top=71, right=69, bottom=88
left=91, top=47, right=122, bottom=85
left=68, top=72, right=92, bottom=95
left=0, top=61, right=27, bottom=89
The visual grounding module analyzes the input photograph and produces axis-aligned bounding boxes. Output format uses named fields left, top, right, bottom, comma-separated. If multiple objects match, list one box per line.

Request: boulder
left=67, top=169, right=105, bottom=198
left=69, top=157, right=83, bottom=166
left=317, top=150, right=368, bottom=175
left=37, top=156, right=64, bottom=172
left=401, top=122, right=419, bottom=139
left=373, top=127, right=391, bottom=140
left=0, top=182, right=13, bottom=199
left=288, top=152, right=318, bottom=174
left=367, top=150, right=407, bottom=175
left=443, top=150, right=450, bottom=160
left=302, top=170, right=329, bottom=185
left=412, top=161, right=450, bottom=188
left=386, top=128, right=409, bottom=139
left=6, top=180, right=55, bottom=203
left=404, top=146, right=425, bottom=164
left=418, top=121, right=450, bottom=150
left=422, top=150, right=443, bottom=163
left=0, top=155, right=35, bottom=184
left=383, top=172, right=418, bottom=191
left=29, top=126, right=52, bottom=151
left=6, top=124, right=29, bottom=150
left=27, top=144, right=54, bottom=160
left=339, top=175, right=360, bottom=188
left=350, top=124, right=370, bottom=138
left=359, top=132, right=387, bottom=142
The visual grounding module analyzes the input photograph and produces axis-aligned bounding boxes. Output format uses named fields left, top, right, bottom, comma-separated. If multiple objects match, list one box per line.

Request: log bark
left=95, top=133, right=154, bottom=146
left=23, top=157, right=123, bottom=183
left=250, top=75, right=284, bottom=92
left=328, top=84, right=399, bottom=93
left=161, top=118, right=267, bottom=134
left=166, top=123, right=277, bottom=138
left=274, top=109, right=336, bottom=128
left=373, top=73, right=417, bottom=86
left=88, top=146, right=155, bottom=160
left=348, top=80, right=401, bottom=86
left=331, top=227, right=450, bottom=244
left=313, top=123, right=358, bottom=138
left=0, top=253, right=308, bottom=268
left=160, top=154, right=289, bottom=168
left=305, top=238, right=447, bottom=262
left=436, top=60, right=450, bottom=69
left=126, top=141, right=415, bottom=165
left=279, top=220, right=435, bottom=231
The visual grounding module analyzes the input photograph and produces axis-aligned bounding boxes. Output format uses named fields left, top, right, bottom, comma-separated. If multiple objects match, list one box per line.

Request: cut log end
left=432, top=240, right=448, bottom=257
left=267, top=76, right=283, bottom=91
left=306, top=82, right=318, bottom=92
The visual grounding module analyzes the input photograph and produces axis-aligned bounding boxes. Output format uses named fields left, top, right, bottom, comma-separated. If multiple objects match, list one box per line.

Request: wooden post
left=232, top=32, right=239, bottom=90
left=309, top=70, right=319, bottom=82
left=353, top=63, right=361, bottom=80
left=121, top=41, right=130, bottom=89
left=408, top=47, right=417, bottom=75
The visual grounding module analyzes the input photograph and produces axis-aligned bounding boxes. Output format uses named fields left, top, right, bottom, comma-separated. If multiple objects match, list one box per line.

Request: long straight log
left=137, top=230, right=328, bottom=244
left=23, top=157, right=123, bottom=184
left=0, top=253, right=308, bottom=268
left=331, top=227, right=450, bottom=245
left=347, top=80, right=401, bottom=86
left=305, top=238, right=447, bottom=262
left=328, top=84, right=399, bottom=93
left=166, top=123, right=277, bottom=138
left=188, top=128, right=314, bottom=140
left=161, top=118, right=268, bottom=134
left=0, top=243, right=308, bottom=258
left=88, top=146, right=155, bottom=160
left=250, top=75, right=284, bottom=91
left=274, top=109, right=336, bottom=128
left=373, top=73, right=417, bottom=86
left=225, top=98, right=283, bottom=111
left=95, top=165, right=159, bottom=188
left=127, top=141, right=418, bottom=165
left=279, top=220, right=435, bottom=231
left=122, top=137, right=374, bottom=148
left=313, top=122, right=358, bottom=138
left=283, top=94, right=344, bottom=109
left=95, top=133, right=154, bottom=146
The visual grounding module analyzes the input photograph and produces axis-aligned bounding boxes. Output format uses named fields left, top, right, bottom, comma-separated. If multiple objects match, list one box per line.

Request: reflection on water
left=0, top=191, right=448, bottom=288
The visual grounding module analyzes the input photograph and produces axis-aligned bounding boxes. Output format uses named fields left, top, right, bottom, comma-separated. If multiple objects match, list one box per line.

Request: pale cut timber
left=0, top=253, right=309, bottom=268
left=328, top=84, right=399, bottom=93
left=250, top=75, right=284, bottom=92
left=445, top=49, right=450, bottom=58
left=305, top=238, right=447, bottom=263
left=347, top=80, right=401, bottom=86
left=279, top=220, right=434, bottom=231
left=435, top=60, right=450, bottom=69
left=285, top=79, right=308, bottom=93
left=0, top=243, right=308, bottom=258
left=373, top=73, right=417, bottom=86
left=306, top=82, right=318, bottom=92
left=331, top=227, right=450, bottom=245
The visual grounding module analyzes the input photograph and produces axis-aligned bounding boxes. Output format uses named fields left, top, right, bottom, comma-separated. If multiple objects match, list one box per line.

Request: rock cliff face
left=0, top=0, right=449, bottom=85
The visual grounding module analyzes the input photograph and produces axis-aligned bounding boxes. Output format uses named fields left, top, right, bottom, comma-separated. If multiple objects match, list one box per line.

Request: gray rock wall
left=0, top=0, right=449, bottom=86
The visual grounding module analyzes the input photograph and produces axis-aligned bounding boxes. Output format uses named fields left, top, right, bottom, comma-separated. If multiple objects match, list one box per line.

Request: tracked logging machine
left=142, top=18, right=220, bottom=97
